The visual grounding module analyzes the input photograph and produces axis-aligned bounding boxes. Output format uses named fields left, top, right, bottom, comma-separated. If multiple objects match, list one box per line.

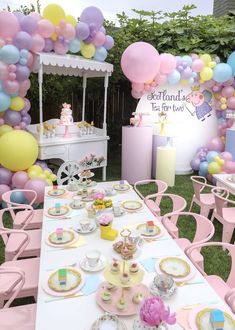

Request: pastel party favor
left=56, top=228, right=63, bottom=241
left=146, top=221, right=155, bottom=233
left=58, top=269, right=67, bottom=285
left=55, top=202, right=61, bottom=214
left=210, top=309, right=225, bottom=330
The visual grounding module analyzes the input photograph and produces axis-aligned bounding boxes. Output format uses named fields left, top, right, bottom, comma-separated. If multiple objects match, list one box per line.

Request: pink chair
left=189, top=176, right=215, bottom=217
left=185, top=242, right=235, bottom=310
left=225, top=288, right=235, bottom=313
left=211, top=187, right=235, bottom=244
left=162, top=212, right=215, bottom=268
left=2, top=189, right=43, bottom=229
left=0, top=268, right=36, bottom=330
left=134, top=180, right=168, bottom=216
left=0, top=207, right=41, bottom=261
left=0, top=229, right=40, bottom=308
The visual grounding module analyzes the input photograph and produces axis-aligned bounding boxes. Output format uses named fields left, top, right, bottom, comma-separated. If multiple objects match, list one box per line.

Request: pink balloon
left=155, top=74, right=167, bottom=85
left=207, top=136, right=225, bottom=152
left=3, top=80, right=19, bottom=94
left=121, top=42, right=160, bottom=83
left=223, top=160, right=235, bottom=174
left=0, top=11, right=20, bottom=39
left=220, top=151, right=233, bottom=161
left=0, top=184, right=11, bottom=202
left=19, top=79, right=31, bottom=91
left=24, top=178, right=48, bottom=203
left=227, top=96, right=235, bottom=109
left=131, top=89, right=142, bottom=99
left=8, top=64, right=16, bottom=73
left=131, top=82, right=144, bottom=93
left=144, top=84, right=151, bottom=92
left=54, top=41, right=69, bottom=55
left=93, top=31, right=105, bottom=47
left=27, top=51, right=34, bottom=67
left=0, top=118, right=4, bottom=126
left=20, top=121, right=27, bottom=129
left=8, top=72, right=16, bottom=81
left=192, top=59, right=204, bottom=72
left=0, top=61, right=8, bottom=80
left=221, top=86, right=234, bottom=98
left=12, top=171, right=29, bottom=189
left=159, top=53, right=177, bottom=75
left=223, top=77, right=234, bottom=86
left=61, top=24, right=75, bottom=41
left=37, top=19, right=55, bottom=38
left=0, top=38, right=5, bottom=47
left=30, top=33, right=45, bottom=53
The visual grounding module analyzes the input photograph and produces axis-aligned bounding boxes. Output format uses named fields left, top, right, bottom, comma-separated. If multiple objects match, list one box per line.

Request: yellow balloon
left=180, top=79, right=188, bottom=85
left=208, top=61, right=216, bottom=68
left=65, top=15, right=77, bottom=27
left=200, top=67, right=213, bottom=81
left=0, top=130, right=38, bottom=171
left=28, top=170, right=39, bottom=179
left=221, top=104, right=227, bottom=110
left=44, top=169, right=51, bottom=178
left=208, top=161, right=221, bottom=175
left=27, top=165, right=43, bottom=174
left=49, top=174, right=57, bottom=182
left=200, top=54, right=212, bottom=65
left=46, top=179, right=53, bottom=186
left=81, top=42, right=95, bottom=59
left=51, top=32, right=58, bottom=41
left=220, top=97, right=227, bottom=104
left=0, top=125, right=13, bottom=137
left=38, top=173, right=47, bottom=180
left=43, top=4, right=65, bottom=26
left=10, top=96, right=24, bottom=111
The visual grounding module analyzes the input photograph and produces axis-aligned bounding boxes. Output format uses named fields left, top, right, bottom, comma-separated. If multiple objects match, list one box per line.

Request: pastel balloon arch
left=0, top=4, right=114, bottom=203
left=121, top=42, right=235, bottom=180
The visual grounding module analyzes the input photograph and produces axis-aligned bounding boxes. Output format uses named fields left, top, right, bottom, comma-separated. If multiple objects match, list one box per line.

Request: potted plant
left=133, top=297, right=176, bottom=329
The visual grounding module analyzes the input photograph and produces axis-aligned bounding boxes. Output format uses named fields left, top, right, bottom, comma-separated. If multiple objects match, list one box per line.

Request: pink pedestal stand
left=121, top=126, right=153, bottom=184
left=63, top=125, right=70, bottom=138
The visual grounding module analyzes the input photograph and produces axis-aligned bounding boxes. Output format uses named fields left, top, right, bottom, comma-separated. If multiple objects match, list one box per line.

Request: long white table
left=213, top=173, right=235, bottom=195
left=35, top=182, right=231, bottom=330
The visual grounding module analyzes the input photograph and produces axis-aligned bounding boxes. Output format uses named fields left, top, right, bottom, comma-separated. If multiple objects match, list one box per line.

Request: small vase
left=133, top=318, right=168, bottom=330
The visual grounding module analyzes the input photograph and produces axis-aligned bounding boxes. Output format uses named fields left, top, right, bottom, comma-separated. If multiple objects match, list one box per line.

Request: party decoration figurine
left=158, top=111, right=168, bottom=135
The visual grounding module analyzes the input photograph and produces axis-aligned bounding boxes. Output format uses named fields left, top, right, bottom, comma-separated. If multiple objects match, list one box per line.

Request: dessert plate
left=45, top=229, right=79, bottom=248
left=42, top=268, right=85, bottom=297
left=79, top=172, right=95, bottom=179
left=136, top=223, right=162, bottom=237
left=96, top=282, right=149, bottom=316
left=80, top=255, right=106, bottom=272
left=46, top=205, right=70, bottom=217
left=103, top=263, right=144, bottom=287
left=69, top=202, right=85, bottom=210
left=47, top=188, right=66, bottom=197
left=121, top=200, right=143, bottom=212
left=91, top=313, right=127, bottom=330
left=113, top=184, right=131, bottom=192
left=188, top=305, right=235, bottom=330
left=155, top=256, right=195, bottom=282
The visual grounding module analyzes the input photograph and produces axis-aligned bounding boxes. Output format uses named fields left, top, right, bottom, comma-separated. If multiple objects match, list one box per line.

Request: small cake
left=56, top=228, right=63, bottom=241
left=101, top=291, right=112, bottom=303
left=132, top=292, right=144, bottom=304
left=111, top=260, right=120, bottom=273
left=210, top=309, right=225, bottom=330
left=146, top=221, right=155, bottom=233
left=126, top=243, right=137, bottom=253
left=129, top=262, right=139, bottom=274
left=113, top=241, right=124, bottom=253
left=120, top=272, right=130, bottom=284
left=60, top=103, right=73, bottom=125
left=106, top=282, right=117, bottom=291
left=81, top=170, right=92, bottom=177
left=116, top=297, right=127, bottom=310
left=55, top=202, right=61, bottom=214
left=58, top=269, right=67, bottom=285
left=121, top=246, right=133, bottom=260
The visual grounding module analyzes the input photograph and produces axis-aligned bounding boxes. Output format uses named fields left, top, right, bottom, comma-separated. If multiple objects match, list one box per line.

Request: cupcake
left=110, top=260, right=120, bottom=273
left=113, top=241, right=123, bottom=253
left=101, top=291, right=112, bottom=303
left=120, top=272, right=130, bottom=284
left=106, top=282, right=117, bottom=291
left=116, top=297, right=127, bottom=310
left=129, top=262, right=139, bottom=274
left=132, top=292, right=144, bottom=304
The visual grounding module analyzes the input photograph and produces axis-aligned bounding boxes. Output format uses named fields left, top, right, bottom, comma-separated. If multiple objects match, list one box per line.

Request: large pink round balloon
left=223, top=160, right=235, bottom=174
left=159, top=53, right=176, bottom=75
left=24, top=178, right=48, bottom=203
left=207, top=136, right=224, bottom=152
left=121, top=42, right=160, bottom=83
left=0, top=11, right=20, bottom=39
left=12, top=171, right=29, bottom=189
left=220, top=151, right=233, bottom=162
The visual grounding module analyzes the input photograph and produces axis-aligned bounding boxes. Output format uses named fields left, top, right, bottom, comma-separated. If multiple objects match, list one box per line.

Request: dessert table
left=35, top=181, right=233, bottom=330
left=213, top=173, right=235, bottom=195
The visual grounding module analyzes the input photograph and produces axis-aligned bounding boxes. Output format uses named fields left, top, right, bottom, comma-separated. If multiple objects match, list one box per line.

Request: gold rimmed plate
left=159, top=257, right=190, bottom=278
left=48, top=268, right=82, bottom=292
left=47, top=205, right=70, bottom=217
left=47, top=188, right=66, bottom=197
left=113, top=184, right=131, bottom=192
left=136, top=223, right=161, bottom=237
left=122, top=200, right=143, bottom=211
left=47, top=229, right=75, bottom=246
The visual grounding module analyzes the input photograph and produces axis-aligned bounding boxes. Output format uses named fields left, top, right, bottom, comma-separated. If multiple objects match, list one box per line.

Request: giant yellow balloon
left=0, top=130, right=38, bottom=171
left=0, top=124, right=13, bottom=137
left=43, top=4, right=65, bottom=26
left=10, top=96, right=25, bottom=111
left=81, top=42, right=95, bottom=59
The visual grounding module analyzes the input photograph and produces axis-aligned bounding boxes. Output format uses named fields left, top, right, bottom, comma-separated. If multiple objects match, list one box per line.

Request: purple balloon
left=80, top=6, right=104, bottom=30
left=4, top=109, right=21, bottom=126
left=0, top=167, right=13, bottom=185
left=43, top=38, right=54, bottom=52
left=177, top=65, right=184, bottom=73
left=181, top=67, right=192, bottom=79
left=22, top=113, right=31, bottom=124
left=75, top=22, right=90, bottom=40
left=84, top=35, right=93, bottom=44
left=89, top=23, right=96, bottom=32
left=99, top=26, right=106, bottom=34
left=20, top=15, right=37, bottom=34
left=103, top=35, right=114, bottom=50
left=14, top=31, right=32, bottom=50
left=15, top=64, right=30, bottom=81
left=23, top=98, right=31, bottom=112
left=13, top=11, right=25, bottom=22
left=190, top=157, right=201, bottom=171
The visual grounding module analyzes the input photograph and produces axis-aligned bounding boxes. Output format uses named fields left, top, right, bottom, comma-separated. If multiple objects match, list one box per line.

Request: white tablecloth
left=35, top=181, right=230, bottom=330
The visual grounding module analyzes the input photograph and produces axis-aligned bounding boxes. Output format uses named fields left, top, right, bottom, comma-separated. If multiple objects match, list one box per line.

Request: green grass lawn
left=1, top=147, right=234, bottom=306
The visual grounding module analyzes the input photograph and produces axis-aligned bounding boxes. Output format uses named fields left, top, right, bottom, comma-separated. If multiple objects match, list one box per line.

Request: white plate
left=73, top=222, right=97, bottom=234
left=91, top=313, right=127, bottom=330
left=80, top=255, right=106, bottom=272
left=47, top=188, right=66, bottom=197
left=69, top=202, right=85, bottom=210
left=47, top=205, right=70, bottom=217
left=113, top=184, right=131, bottom=192
left=45, top=230, right=79, bottom=248
left=122, top=200, right=143, bottom=212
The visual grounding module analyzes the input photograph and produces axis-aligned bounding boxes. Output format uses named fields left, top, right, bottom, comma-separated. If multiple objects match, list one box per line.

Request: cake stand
left=78, top=171, right=95, bottom=187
